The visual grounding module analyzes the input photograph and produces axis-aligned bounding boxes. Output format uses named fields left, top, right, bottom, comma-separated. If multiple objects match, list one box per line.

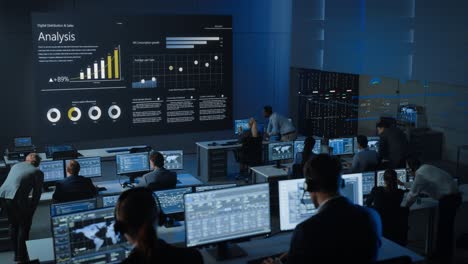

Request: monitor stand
left=206, top=242, right=247, bottom=261
left=120, top=173, right=142, bottom=188
left=163, top=217, right=182, bottom=228
left=274, top=160, right=286, bottom=169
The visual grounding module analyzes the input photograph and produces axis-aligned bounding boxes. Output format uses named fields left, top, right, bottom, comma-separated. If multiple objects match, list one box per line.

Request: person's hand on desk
left=262, top=252, right=287, bottom=264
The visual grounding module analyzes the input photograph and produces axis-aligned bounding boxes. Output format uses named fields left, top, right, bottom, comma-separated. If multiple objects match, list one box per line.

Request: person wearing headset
left=287, top=154, right=382, bottom=263
left=114, top=187, right=203, bottom=264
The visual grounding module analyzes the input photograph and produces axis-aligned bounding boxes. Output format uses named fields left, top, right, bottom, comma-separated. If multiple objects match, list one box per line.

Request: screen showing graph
left=32, top=14, right=232, bottom=142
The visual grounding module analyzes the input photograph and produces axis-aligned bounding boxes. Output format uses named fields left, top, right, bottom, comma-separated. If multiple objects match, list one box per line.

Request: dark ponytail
left=383, top=169, right=398, bottom=192
left=301, top=137, right=316, bottom=169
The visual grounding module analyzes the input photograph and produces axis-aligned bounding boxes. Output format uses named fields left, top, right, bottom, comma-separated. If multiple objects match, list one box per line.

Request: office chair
left=377, top=206, right=410, bottom=246
left=238, top=136, right=263, bottom=182
left=376, top=256, right=411, bottom=264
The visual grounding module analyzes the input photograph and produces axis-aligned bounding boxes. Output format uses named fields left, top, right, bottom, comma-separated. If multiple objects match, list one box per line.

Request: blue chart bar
left=166, top=45, right=194, bottom=49
left=132, top=80, right=157, bottom=89
left=166, top=37, right=220, bottom=41
left=166, top=41, right=207, bottom=45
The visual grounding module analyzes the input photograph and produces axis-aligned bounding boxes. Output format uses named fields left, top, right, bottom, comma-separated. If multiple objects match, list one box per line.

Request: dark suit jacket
left=52, top=175, right=97, bottom=203
left=122, top=239, right=203, bottom=264
left=137, top=168, right=177, bottom=191
left=379, top=127, right=408, bottom=169
left=288, top=196, right=382, bottom=264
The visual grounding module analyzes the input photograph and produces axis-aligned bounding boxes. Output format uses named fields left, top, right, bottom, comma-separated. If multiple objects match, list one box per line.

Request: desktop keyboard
left=247, top=253, right=286, bottom=264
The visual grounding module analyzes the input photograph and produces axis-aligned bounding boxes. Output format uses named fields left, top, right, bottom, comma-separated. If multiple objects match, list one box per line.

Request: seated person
left=237, top=118, right=263, bottom=173
left=136, top=151, right=177, bottom=190
left=291, top=137, right=317, bottom=178
left=351, top=135, right=380, bottom=173
left=366, top=169, right=407, bottom=246
left=115, top=187, right=203, bottom=264
left=287, top=154, right=382, bottom=264
left=52, top=160, right=97, bottom=203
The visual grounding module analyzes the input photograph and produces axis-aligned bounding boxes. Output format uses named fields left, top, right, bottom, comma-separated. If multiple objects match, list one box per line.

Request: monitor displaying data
left=293, top=139, right=321, bottom=158
left=278, top=179, right=317, bottom=231
left=51, top=207, right=129, bottom=264
left=234, top=119, right=250, bottom=135
left=66, top=157, right=102, bottom=178
left=195, top=183, right=237, bottom=192
left=50, top=199, right=97, bottom=217
left=40, top=160, right=65, bottom=182
left=185, top=184, right=271, bottom=247
left=154, top=187, right=192, bottom=215
left=14, top=137, right=33, bottom=148
left=342, top=173, right=363, bottom=206
left=115, top=153, right=150, bottom=175
left=362, top=172, right=376, bottom=196
left=354, top=136, right=380, bottom=153
left=159, top=150, right=183, bottom=170
left=32, top=14, right=232, bottom=142
left=377, top=169, right=408, bottom=190
left=101, top=195, right=120, bottom=208
left=328, top=138, right=354, bottom=155
left=268, top=142, right=294, bottom=161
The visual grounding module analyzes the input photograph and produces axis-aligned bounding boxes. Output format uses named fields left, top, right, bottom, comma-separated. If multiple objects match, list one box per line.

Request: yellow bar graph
left=114, top=48, right=119, bottom=79
left=107, top=54, right=112, bottom=79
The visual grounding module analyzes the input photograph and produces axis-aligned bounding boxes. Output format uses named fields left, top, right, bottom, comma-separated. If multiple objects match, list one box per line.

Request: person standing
left=264, top=105, right=297, bottom=142
left=376, top=122, right=408, bottom=169
left=0, top=153, right=44, bottom=263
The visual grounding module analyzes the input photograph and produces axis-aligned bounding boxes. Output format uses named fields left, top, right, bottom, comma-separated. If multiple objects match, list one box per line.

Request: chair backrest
left=291, top=163, right=303, bottom=179
left=377, top=206, right=409, bottom=246
left=376, top=256, right=412, bottom=264
left=241, top=137, right=263, bottom=166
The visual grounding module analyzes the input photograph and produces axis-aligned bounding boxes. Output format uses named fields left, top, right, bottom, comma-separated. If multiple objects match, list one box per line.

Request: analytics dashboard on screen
left=32, top=14, right=232, bottom=141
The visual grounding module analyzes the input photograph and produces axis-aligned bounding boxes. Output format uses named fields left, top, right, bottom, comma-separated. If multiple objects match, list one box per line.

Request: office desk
left=250, top=164, right=290, bottom=184
left=39, top=173, right=203, bottom=201
left=26, top=234, right=423, bottom=264
left=3, top=145, right=147, bottom=166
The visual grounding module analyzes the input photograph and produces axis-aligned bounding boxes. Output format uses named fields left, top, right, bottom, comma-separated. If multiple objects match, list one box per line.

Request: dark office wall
left=0, top=0, right=292, bottom=151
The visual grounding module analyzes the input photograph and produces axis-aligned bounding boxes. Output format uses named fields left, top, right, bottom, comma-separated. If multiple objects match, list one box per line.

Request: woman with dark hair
left=366, top=169, right=405, bottom=209
left=115, top=187, right=203, bottom=264
left=366, top=169, right=407, bottom=246
left=293, top=137, right=316, bottom=168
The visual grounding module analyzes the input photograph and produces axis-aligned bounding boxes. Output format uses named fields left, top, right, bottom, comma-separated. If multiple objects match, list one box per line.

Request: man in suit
left=0, top=153, right=44, bottom=263
left=53, top=160, right=97, bottom=203
left=377, top=121, right=408, bottom=169
left=288, top=154, right=382, bottom=264
left=351, top=135, right=380, bottom=172
left=136, top=151, right=177, bottom=190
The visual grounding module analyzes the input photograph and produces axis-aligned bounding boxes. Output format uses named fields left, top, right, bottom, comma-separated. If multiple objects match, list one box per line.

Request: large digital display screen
left=32, top=14, right=232, bottom=141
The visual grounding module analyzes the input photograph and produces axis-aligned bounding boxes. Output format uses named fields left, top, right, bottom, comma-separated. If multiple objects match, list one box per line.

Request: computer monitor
left=362, top=172, right=376, bottom=196
left=184, top=184, right=271, bottom=260
left=40, top=160, right=65, bottom=183
left=342, top=173, right=363, bottom=206
left=45, top=144, right=76, bottom=158
left=51, top=207, right=129, bottom=263
left=65, top=157, right=102, bottom=178
left=354, top=136, right=380, bottom=153
left=278, top=174, right=363, bottom=231
left=234, top=119, right=250, bottom=135
left=268, top=142, right=294, bottom=168
left=115, top=152, right=150, bottom=175
left=101, top=195, right=120, bottom=208
left=159, top=150, right=183, bottom=170
left=50, top=198, right=97, bottom=217
left=154, top=187, right=192, bottom=215
left=328, top=138, right=354, bottom=155
left=293, top=139, right=322, bottom=158
left=195, top=183, right=237, bottom=192
left=14, top=137, right=33, bottom=148
left=377, top=169, right=408, bottom=190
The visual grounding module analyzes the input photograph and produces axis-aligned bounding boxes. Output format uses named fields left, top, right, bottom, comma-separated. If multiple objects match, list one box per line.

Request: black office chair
left=291, top=163, right=303, bottom=179
left=238, top=136, right=263, bottom=182
left=377, top=206, right=410, bottom=246
left=376, top=256, right=411, bottom=264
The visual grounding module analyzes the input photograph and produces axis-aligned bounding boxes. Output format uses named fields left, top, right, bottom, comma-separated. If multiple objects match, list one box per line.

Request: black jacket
left=52, top=175, right=97, bottom=203
left=366, top=187, right=405, bottom=210
left=379, top=127, right=408, bottom=169
left=138, top=168, right=177, bottom=191
left=121, top=239, right=203, bottom=264
left=288, top=196, right=382, bottom=264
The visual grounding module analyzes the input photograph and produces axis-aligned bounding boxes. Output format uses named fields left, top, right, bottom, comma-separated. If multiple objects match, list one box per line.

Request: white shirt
left=405, top=164, right=458, bottom=207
